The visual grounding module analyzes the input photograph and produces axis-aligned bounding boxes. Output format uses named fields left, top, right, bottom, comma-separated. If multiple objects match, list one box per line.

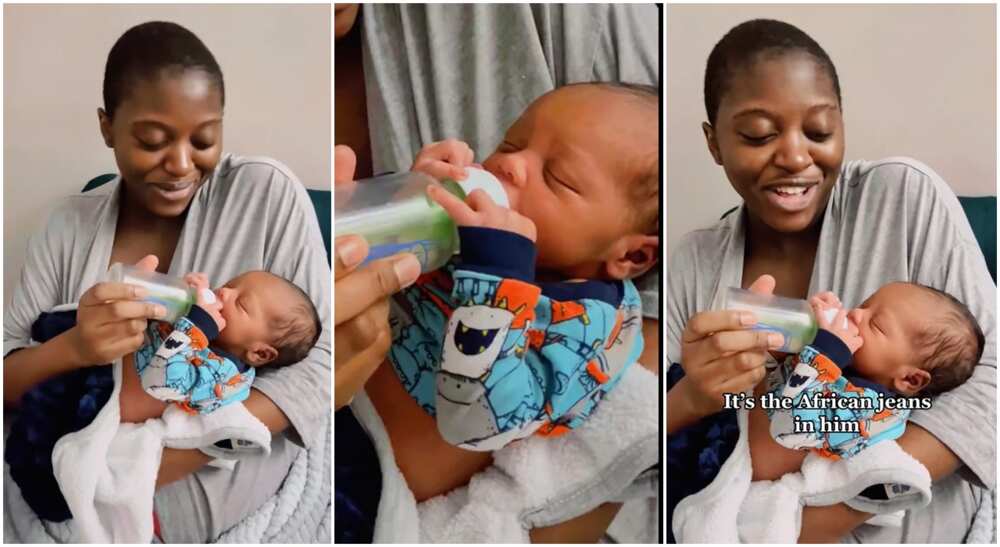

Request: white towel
left=416, top=363, right=660, bottom=543
left=673, top=401, right=932, bottom=543
left=51, top=360, right=270, bottom=543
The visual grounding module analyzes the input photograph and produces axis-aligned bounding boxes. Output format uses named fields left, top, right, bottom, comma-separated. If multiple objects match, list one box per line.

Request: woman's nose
left=772, top=132, right=813, bottom=173
left=163, top=143, right=195, bottom=178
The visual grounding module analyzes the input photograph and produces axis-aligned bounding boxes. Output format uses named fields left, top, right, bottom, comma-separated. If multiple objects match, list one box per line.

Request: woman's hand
left=675, top=275, right=784, bottom=419
left=411, top=138, right=475, bottom=181
left=66, top=254, right=167, bottom=368
left=335, top=145, right=421, bottom=409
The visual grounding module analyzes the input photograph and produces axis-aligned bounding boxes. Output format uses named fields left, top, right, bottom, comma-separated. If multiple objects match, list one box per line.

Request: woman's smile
left=760, top=177, right=821, bottom=213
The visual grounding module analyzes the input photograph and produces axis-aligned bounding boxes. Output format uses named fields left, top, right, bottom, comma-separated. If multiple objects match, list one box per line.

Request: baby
left=389, top=82, right=659, bottom=451
left=124, top=270, right=322, bottom=416
left=764, top=282, right=984, bottom=460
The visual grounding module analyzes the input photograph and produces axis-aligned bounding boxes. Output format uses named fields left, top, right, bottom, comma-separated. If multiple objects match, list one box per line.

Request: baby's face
left=213, top=271, right=291, bottom=358
left=847, top=283, right=932, bottom=389
left=481, top=85, right=656, bottom=278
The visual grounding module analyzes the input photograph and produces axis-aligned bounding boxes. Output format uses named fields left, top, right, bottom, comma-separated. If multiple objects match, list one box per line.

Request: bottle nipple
left=459, top=168, right=509, bottom=208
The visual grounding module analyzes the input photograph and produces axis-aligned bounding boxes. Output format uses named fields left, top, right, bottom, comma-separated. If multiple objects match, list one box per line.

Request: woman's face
left=705, top=52, right=845, bottom=233
left=99, top=69, right=223, bottom=218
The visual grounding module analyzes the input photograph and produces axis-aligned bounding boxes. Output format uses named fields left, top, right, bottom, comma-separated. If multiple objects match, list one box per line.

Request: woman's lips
left=761, top=181, right=819, bottom=213
left=149, top=179, right=196, bottom=202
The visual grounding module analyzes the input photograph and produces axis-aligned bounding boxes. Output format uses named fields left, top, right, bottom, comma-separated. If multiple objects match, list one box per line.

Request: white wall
left=3, top=4, right=331, bottom=304
left=667, top=4, right=997, bottom=253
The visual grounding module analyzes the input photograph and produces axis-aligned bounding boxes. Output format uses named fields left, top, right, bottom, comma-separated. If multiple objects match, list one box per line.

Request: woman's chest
left=365, top=361, right=492, bottom=502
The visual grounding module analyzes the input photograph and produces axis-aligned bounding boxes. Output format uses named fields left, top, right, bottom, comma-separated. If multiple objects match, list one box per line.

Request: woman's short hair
left=704, top=19, right=841, bottom=124
left=103, top=21, right=224, bottom=119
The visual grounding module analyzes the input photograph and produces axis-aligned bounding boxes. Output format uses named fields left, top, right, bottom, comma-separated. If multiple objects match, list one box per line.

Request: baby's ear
left=604, top=234, right=659, bottom=280
left=245, top=342, right=278, bottom=367
left=894, top=366, right=931, bottom=396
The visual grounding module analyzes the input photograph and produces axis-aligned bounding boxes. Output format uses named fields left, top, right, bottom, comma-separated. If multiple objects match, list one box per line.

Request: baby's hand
left=809, top=292, right=862, bottom=354
left=412, top=139, right=475, bottom=182
left=427, top=184, right=537, bottom=242
left=184, top=273, right=226, bottom=331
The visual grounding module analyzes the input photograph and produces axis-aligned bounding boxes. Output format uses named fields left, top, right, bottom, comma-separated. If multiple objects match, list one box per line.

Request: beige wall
left=3, top=4, right=330, bottom=304
left=667, top=4, right=997, bottom=253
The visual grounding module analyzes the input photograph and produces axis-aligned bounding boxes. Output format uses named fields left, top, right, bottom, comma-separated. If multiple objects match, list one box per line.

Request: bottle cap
left=459, top=168, right=509, bottom=208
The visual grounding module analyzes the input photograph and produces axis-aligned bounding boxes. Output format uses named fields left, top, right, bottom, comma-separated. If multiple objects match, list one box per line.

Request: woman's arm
left=796, top=423, right=961, bottom=543
left=529, top=503, right=623, bottom=543
left=156, top=389, right=290, bottom=488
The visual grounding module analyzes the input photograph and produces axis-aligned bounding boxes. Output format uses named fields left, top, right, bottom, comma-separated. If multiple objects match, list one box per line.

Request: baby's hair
left=558, top=81, right=660, bottom=235
left=913, top=284, right=984, bottom=397
left=704, top=19, right=841, bottom=124
left=103, top=21, right=224, bottom=119
left=269, top=277, right=322, bottom=369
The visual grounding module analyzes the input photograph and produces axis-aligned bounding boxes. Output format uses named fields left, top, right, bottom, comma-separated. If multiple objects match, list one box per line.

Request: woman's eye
left=192, top=139, right=215, bottom=151
left=739, top=133, right=775, bottom=145
left=138, top=138, right=167, bottom=151
left=807, top=132, right=833, bottom=142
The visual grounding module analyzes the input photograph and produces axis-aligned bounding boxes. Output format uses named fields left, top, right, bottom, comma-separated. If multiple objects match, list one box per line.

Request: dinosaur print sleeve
left=765, top=330, right=909, bottom=459
left=433, top=227, right=638, bottom=451
left=135, top=305, right=255, bottom=414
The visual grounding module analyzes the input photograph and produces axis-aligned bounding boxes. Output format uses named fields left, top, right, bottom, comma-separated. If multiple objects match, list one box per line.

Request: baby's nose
left=847, top=308, right=864, bottom=324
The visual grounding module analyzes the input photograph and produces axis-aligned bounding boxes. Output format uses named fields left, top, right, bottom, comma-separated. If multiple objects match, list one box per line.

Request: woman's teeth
left=773, top=186, right=808, bottom=196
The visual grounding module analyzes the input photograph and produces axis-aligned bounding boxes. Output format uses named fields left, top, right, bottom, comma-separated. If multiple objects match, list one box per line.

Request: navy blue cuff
left=810, top=329, right=852, bottom=368
left=186, top=305, right=220, bottom=340
left=457, top=226, right=536, bottom=282
left=538, top=280, right=625, bottom=307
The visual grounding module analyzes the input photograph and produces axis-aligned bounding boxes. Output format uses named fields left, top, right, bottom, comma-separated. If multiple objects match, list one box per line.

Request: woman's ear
left=893, top=366, right=931, bottom=396
left=702, top=122, right=722, bottom=165
left=604, top=234, right=659, bottom=280
left=245, top=342, right=278, bottom=367
left=98, top=108, right=113, bottom=148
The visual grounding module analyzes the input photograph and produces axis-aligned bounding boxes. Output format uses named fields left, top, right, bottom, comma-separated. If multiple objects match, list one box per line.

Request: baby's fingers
left=427, top=184, right=478, bottom=225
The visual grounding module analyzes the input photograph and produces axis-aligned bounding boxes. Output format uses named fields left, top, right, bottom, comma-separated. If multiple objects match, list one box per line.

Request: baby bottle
left=334, top=167, right=509, bottom=272
left=722, top=287, right=818, bottom=353
left=106, top=263, right=197, bottom=323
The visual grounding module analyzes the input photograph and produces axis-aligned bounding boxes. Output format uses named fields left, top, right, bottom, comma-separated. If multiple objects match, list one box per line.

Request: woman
left=3, top=21, right=331, bottom=542
left=667, top=19, right=995, bottom=542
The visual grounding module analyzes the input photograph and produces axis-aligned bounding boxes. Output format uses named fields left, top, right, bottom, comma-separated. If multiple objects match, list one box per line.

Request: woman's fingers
left=701, top=328, right=783, bottom=355
left=682, top=310, right=756, bottom=343
left=335, top=329, right=392, bottom=410
left=334, top=235, right=370, bottom=281
left=133, top=254, right=159, bottom=272
left=715, top=360, right=768, bottom=394
left=335, top=254, right=419, bottom=325
left=747, top=274, right=776, bottom=295
left=334, top=298, right=390, bottom=364
left=335, top=145, right=357, bottom=185
left=80, top=281, right=148, bottom=305
left=106, top=300, right=165, bottom=322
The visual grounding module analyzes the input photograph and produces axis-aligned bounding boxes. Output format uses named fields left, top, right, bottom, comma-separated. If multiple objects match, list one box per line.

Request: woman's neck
left=744, top=209, right=823, bottom=261
left=111, top=184, right=186, bottom=272
left=742, top=209, right=824, bottom=299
